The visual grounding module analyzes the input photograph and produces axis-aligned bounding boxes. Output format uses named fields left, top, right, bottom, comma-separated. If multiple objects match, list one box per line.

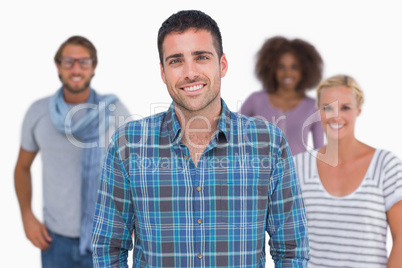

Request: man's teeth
left=183, top=85, right=203, bottom=91
left=284, top=78, right=293, bottom=83
left=329, top=124, right=343, bottom=129
left=72, top=77, right=82, bottom=82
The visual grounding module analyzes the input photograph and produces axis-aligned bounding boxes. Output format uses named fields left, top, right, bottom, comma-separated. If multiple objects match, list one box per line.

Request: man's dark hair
left=157, top=10, right=223, bottom=66
left=54, top=35, right=98, bottom=66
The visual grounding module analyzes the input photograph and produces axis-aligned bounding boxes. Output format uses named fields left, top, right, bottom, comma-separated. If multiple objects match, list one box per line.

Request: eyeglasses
left=59, top=57, right=93, bottom=69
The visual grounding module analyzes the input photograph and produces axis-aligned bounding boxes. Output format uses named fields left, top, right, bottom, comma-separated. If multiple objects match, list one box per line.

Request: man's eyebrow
left=164, top=51, right=215, bottom=63
left=165, top=53, right=183, bottom=63
left=192, top=51, right=214, bottom=56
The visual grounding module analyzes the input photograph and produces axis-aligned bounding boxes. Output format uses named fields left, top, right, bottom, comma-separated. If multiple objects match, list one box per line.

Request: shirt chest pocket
left=131, top=183, right=180, bottom=227
left=216, top=182, right=269, bottom=227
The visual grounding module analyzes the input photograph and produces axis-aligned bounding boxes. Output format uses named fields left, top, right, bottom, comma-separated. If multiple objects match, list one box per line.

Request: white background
left=1, top=1, right=401, bottom=267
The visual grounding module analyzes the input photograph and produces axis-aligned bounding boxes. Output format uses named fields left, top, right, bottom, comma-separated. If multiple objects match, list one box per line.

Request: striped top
left=294, top=149, right=402, bottom=268
left=92, top=99, right=309, bottom=267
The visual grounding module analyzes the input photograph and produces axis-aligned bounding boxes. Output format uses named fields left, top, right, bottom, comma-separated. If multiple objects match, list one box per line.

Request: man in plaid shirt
left=92, top=10, right=309, bottom=268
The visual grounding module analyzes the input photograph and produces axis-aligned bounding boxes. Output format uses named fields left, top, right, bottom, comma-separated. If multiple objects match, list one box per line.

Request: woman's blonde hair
left=316, top=74, right=364, bottom=108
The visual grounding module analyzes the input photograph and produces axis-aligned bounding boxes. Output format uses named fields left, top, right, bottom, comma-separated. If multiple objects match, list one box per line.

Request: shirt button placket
left=194, top=159, right=204, bottom=265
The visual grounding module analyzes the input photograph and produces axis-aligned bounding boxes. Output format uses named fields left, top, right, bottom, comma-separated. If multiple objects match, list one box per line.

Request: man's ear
left=220, top=53, right=228, bottom=78
left=160, top=62, right=166, bottom=84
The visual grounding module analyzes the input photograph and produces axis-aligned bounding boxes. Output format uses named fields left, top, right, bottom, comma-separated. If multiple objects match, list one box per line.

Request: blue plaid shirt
left=92, top=99, right=309, bottom=267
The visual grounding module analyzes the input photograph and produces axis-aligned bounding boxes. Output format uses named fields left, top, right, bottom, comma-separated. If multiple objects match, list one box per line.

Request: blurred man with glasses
left=14, top=35, right=130, bottom=268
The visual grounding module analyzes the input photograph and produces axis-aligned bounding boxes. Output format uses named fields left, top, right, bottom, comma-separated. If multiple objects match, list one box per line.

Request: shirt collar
left=165, top=99, right=231, bottom=145
left=165, top=102, right=182, bottom=144
left=215, top=99, right=231, bottom=144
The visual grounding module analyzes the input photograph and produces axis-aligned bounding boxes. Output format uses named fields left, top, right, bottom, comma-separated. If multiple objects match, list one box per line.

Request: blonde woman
left=294, top=75, right=402, bottom=267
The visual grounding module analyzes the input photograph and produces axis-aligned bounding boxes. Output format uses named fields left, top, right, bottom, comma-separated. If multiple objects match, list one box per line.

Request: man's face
left=56, top=44, right=96, bottom=94
left=160, top=28, right=228, bottom=114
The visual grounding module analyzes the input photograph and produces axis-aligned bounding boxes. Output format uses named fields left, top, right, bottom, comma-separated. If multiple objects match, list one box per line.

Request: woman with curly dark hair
left=240, top=36, right=324, bottom=155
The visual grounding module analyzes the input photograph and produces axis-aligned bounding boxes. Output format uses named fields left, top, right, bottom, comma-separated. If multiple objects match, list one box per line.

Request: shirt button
left=197, top=219, right=203, bottom=224
left=184, top=155, right=189, bottom=160
left=197, top=254, right=203, bottom=259
left=196, top=186, right=201, bottom=192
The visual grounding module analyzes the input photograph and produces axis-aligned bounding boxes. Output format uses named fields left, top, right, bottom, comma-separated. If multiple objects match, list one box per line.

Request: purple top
left=240, top=90, right=324, bottom=155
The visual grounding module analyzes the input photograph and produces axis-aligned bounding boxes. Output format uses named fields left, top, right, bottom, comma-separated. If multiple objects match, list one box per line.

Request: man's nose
left=71, top=60, right=82, bottom=72
left=183, top=61, right=199, bottom=80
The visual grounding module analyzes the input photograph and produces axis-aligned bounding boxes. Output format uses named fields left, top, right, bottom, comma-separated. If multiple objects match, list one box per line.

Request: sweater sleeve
left=239, top=92, right=257, bottom=116
left=305, top=98, right=324, bottom=150
left=311, top=120, right=324, bottom=150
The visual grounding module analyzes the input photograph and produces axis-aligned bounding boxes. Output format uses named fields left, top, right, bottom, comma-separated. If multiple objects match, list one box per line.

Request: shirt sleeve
left=21, top=102, right=41, bottom=152
left=104, top=100, right=131, bottom=146
left=112, top=100, right=131, bottom=129
left=266, top=133, right=309, bottom=267
left=92, top=129, right=135, bottom=268
left=382, top=151, right=402, bottom=211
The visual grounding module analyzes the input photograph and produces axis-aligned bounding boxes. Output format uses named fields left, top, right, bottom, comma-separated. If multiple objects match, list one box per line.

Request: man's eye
left=169, top=59, right=180, bottom=64
left=323, top=106, right=332, bottom=111
left=79, top=59, right=90, bottom=64
left=198, top=55, right=208, bottom=60
left=341, top=106, right=350, bottom=111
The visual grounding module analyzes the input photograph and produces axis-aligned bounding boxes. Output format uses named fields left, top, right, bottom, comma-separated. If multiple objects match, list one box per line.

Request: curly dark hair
left=255, top=36, right=323, bottom=93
